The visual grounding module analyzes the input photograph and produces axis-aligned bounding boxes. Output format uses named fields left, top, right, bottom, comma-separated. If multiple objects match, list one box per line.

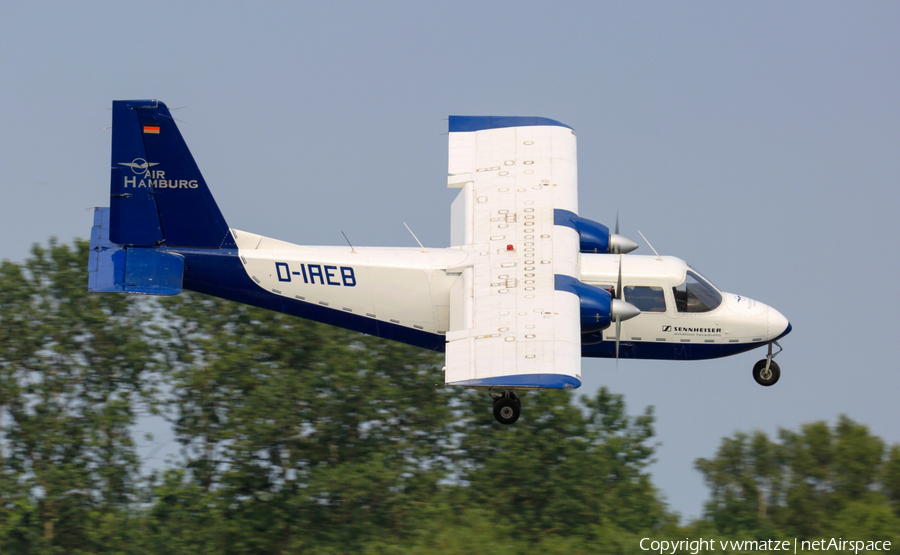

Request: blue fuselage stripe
left=582, top=340, right=767, bottom=360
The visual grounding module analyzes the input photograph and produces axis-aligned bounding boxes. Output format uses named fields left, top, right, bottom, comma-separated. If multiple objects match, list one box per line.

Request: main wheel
left=752, top=359, right=781, bottom=386
left=492, top=393, right=521, bottom=409
left=493, top=397, right=521, bottom=425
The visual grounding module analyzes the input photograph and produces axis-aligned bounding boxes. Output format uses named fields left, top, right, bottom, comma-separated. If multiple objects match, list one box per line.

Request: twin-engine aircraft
left=89, top=100, right=791, bottom=425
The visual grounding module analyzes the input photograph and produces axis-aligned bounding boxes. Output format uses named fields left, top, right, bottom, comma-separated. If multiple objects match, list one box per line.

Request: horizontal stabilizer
left=88, top=208, right=184, bottom=295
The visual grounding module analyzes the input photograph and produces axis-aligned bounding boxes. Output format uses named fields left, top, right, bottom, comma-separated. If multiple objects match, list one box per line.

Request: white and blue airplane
left=89, top=100, right=791, bottom=425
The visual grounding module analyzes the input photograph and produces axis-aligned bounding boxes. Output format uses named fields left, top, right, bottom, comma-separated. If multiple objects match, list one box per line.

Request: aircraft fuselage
left=170, top=229, right=790, bottom=362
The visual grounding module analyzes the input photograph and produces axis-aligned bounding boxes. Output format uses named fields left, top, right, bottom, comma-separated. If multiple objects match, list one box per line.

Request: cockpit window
left=624, top=286, right=667, bottom=313
left=673, top=270, right=722, bottom=313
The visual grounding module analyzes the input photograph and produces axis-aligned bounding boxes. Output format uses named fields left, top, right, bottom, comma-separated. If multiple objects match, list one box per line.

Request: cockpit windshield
left=673, top=270, right=721, bottom=313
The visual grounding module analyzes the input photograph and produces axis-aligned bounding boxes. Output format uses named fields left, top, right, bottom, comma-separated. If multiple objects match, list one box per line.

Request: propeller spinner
left=610, top=213, right=639, bottom=254
left=609, top=234, right=639, bottom=255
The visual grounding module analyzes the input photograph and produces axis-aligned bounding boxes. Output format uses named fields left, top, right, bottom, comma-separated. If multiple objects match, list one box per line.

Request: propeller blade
left=612, top=253, right=641, bottom=367
left=612, top=255, right=641, bottom=320
left=615, top=315, right=621, bottom=367
left=616, top=254, right=624, bottom=300
left=616, top=255, right=623, bottom=367
left=615, top=211, right=620, bottom=236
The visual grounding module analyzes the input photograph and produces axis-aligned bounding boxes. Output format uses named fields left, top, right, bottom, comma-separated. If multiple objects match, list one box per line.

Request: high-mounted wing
left=444, top=117, right=584, bottom=389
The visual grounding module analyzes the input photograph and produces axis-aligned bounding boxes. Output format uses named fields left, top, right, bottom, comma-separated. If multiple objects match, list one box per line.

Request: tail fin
left=109, top=100, right=234, bottom=249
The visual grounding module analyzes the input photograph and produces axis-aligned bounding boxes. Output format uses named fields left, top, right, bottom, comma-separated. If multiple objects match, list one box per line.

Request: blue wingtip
left=446, top=373, right=582, bottom=390
left=449, top=116, right=574, bottom=133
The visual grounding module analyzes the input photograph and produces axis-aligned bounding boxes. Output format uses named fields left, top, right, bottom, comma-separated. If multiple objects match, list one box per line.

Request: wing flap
left=445, top=290, right=581, bottom=388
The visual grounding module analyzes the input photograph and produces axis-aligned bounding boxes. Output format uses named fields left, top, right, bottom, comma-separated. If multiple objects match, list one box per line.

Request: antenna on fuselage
left=637, top=230, right=662, bottom=261
left=404, top=222, right=427, bottom=253
left=341, top=231, right=357, bottom=254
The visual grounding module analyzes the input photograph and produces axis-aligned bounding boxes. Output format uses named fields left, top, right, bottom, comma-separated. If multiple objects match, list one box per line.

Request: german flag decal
left=143, top=125, right=160, bottom=134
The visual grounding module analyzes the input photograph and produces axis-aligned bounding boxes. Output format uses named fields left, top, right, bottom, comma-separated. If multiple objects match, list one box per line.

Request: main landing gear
left=490, top=390, right=521, bottom=425
left=753, top=341, right=783, bottom=386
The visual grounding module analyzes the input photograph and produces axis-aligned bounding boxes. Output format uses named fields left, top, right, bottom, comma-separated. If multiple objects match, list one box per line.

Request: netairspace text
left=640, top=537, right=891, bottom=554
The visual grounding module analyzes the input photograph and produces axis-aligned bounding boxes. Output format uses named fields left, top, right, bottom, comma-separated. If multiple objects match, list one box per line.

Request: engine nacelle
left=554, top=210, right=638, bottom=254
left=555, top=275, right=612, bottom=333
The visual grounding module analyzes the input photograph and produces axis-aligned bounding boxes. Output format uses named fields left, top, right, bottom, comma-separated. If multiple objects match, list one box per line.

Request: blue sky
left=2, top=1, right=899, bottom=520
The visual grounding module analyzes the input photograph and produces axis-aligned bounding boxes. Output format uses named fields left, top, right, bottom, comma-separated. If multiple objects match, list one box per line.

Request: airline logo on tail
left=118, top=158, right=198, bottom=189
left=118, top=159, right=158, bottom=174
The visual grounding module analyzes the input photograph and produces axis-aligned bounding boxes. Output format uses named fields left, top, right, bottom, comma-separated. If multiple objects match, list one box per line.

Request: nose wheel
left=753, top=341, right=783, bottom=386
left=491, top=390, right=521, bottom=425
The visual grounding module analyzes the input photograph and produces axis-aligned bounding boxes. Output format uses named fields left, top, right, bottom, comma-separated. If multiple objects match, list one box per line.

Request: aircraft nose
left=767, top=307, right=791, bottom=340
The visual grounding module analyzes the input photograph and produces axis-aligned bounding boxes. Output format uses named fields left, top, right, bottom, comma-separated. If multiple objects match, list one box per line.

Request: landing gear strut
left=490, top=390, right=521, bottom=425
left=753, top=341, right=783, bottom=386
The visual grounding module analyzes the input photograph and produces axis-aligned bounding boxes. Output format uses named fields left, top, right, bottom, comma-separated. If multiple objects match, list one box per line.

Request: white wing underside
left=444, top=120, right=583, bottom=389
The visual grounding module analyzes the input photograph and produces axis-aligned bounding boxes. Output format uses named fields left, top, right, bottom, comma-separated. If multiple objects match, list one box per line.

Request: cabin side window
left=672, top=271, right=722, bottom=313
left=623, top=286, right=667, bottom=313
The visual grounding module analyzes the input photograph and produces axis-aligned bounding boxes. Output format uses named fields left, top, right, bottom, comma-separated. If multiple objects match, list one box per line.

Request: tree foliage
left=695, top=416, right=900, bottom=541
left=2, top=239, right=899, bottom=553
left=148, top=289, right=466, bottom=552
left=0, top=240, right=161, bottom=553
left=459, top=387, right=666, bottom=541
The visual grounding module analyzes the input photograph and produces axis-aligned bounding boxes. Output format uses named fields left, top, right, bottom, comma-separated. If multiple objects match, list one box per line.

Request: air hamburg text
left=124, top=170, right=198, bottom=189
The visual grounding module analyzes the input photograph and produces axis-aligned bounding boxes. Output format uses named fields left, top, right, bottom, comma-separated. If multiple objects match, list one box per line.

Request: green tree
left=459, top=387, right=667, bottom=544
left=778, top=417, right=887, bottom=536
left=0, top=238, right=676, bottom=553
left=0, top=240, right=162, bottom=553
left=695, top=415, right=900, bottom=540
left=884, top=444, right=900, bottom=515
left=693, top=430, right=782, bottom=534
left=147, top=289, right=674, bottom=552
left=149, top=291, right=462, bottom=553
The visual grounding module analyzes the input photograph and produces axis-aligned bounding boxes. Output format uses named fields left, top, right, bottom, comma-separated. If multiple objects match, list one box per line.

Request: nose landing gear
left=490, top=390, right=521, bottom=425
left=753, top=341, right=783, bottom=386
